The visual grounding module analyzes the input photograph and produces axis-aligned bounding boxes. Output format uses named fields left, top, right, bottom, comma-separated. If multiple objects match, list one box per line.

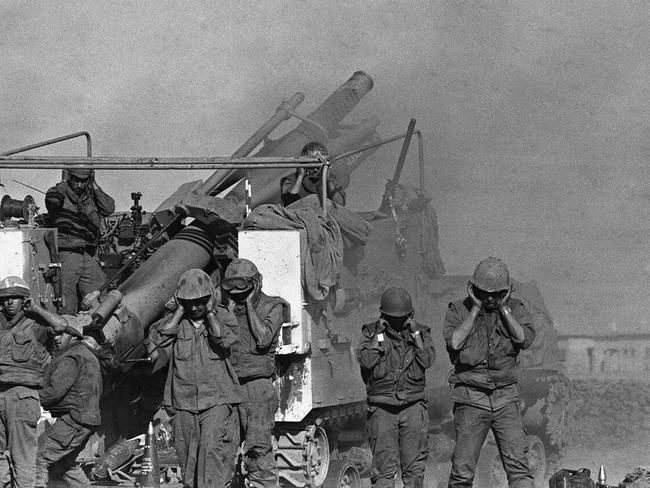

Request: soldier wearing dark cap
left=222, top=258, right=287, bottom=488
left=444, top=257, right=536, bottom=488
left=357, top=287, right=435, bottom=488
left=45, top=168, right=115, bottom=314
left=35, top=315, right=101, bottom=488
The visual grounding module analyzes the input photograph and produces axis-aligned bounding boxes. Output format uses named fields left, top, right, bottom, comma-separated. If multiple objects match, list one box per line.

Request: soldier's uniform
left=35, top=323, right=102, bottom=488
left=151, top=269, right=242, bottom=488
left=357, top=288, right=435, bottom=488
left=0, top=311, right=49, bottom=488
left=443, top=257, right=536, bottom=488
left=443, top=297, right=536, bottom=488
left=230, top=293, right=285, bottom=488
left=45, top=169, right=115, bottom=313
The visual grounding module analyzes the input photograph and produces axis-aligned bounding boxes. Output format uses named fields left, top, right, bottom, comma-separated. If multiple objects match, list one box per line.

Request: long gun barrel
left=204, top=71, right=377, bottom=207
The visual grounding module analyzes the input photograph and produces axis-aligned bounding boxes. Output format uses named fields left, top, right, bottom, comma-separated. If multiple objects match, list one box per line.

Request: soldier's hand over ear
left=467, top=282, right=482, bottom=309
left=376, top=318, right=388, bottom=333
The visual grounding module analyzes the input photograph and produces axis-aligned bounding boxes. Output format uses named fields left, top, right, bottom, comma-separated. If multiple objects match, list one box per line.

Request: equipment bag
left=548, top=468, right=596, bottom=488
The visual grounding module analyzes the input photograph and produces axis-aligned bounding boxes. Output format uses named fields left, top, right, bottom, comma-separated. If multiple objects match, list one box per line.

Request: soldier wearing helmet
left=147, top=269, right=241, bottom=488
left=0, top=276, right=60, bottom=487
left=45, top=168, right=115, bottom=313
left=443, top=257, right=536, bottom=488
left=280, top=141, right=347, bottom=207
left=357, top=287, right=435, bottom=488
left=35, top=314, right=102, bottom=488
left=222, top=258, right=288, bottom=488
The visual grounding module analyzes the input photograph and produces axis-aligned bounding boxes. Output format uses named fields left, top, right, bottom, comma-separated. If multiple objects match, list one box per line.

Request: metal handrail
left=0, top=156, right=326, bottom=170
left=0, top=131, right=92, bottom=157
left=334, top=128, right=425, bottom=193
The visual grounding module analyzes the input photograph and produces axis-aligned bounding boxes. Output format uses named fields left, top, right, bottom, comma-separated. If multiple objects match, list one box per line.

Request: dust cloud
left=1, top=1, right=649, bottom=341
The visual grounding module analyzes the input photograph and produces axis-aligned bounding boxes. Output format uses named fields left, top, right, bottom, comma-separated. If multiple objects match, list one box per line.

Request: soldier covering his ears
left=444, top=257, right=536, bottom=488
left=357, top=287, right=435, bottom=488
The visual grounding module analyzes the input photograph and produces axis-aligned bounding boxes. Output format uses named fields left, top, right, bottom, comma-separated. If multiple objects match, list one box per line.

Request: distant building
left=558, top=334, right=650, bottom=380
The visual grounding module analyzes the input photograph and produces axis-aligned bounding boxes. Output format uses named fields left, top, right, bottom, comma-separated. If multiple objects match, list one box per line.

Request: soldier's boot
left=245, top=452, right=278, bottom=488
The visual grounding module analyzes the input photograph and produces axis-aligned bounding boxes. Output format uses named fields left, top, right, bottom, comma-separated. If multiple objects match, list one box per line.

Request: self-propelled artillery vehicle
left=0, top=71, right=570, bottom=488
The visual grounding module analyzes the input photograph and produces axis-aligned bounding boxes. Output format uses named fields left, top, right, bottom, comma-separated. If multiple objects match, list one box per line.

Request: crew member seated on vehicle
left=45, top=168, right=115, bottom=314
left=280, top=141, right=347, bottom=207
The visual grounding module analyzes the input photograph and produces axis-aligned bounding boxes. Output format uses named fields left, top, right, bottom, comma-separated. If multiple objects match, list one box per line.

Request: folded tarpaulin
left=243, top=196, right=343, bottom=301
left=288, top=195, right=373, bottom=249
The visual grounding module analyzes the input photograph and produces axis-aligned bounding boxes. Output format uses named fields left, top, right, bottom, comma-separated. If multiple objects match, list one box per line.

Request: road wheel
left=322, top=460, right=361, bottom=488
left=306, top=425, right=330, bottom=487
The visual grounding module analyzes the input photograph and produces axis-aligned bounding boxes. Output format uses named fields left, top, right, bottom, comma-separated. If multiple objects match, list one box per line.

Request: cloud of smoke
left=1, top=0, right=648, bottom=334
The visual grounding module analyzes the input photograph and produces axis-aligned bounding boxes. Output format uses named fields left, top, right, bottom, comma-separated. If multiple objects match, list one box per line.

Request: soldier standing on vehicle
left=444, top=257, right=536, bottom=488
left=280, top=142, right=347, bottom=206
left=357, top=287, right=435, bottom=488
left=35, top=315, right=102, bottom=488
left=149, top=269, right=241, bottom=488
left=45, top=168, right=115, bottom=314
left=0, top=276, right=61, bottom=488
left=222, top=258, right=286, bottom=488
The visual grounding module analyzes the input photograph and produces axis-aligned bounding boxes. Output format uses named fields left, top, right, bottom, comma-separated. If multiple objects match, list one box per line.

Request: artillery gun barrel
left=202, top=71, right=376, bottom=206
left=96, top=223, right=216, bottom=367
left=199, top=92, right=305, bottom=195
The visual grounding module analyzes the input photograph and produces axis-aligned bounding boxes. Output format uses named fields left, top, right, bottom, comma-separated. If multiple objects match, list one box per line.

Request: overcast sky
left=2, top=0, right=649, bottom=335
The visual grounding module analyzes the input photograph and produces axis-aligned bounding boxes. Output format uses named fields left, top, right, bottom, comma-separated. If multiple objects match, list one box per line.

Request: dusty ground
left=419, top=379, right=650, bottom=487
left=556, top=379, right=650, bottom=485
left=91, top=379, right=650, bottom=486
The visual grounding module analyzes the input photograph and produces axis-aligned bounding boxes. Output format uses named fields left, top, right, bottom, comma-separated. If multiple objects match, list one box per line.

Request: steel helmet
left=0, top=276, right=31, bottom=298
left=379, top=287, right=413, bottom=317
left=176, top=269, right=213, bottom=300
left=471, top=257, right=510, bottom=292
left=224, top=259, right=259, bottom=279
left=223, top=259, right=259, bottom=292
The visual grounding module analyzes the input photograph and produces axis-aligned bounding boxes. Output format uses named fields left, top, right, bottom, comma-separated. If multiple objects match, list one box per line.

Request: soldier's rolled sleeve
left=148, top=318, right=179, bottom=366
left=514, top=302, right=536, bottom=350
left=442, top=302, right=463, bottom=360
left=93, top=185, right=116, bottom=216
left=257, top=302, right=284, bottom=349
left=356, top=325, right=383, bottom=370
left=208, top=306, right=239, bottom=349
left=40, top=357, right=77, bottom=408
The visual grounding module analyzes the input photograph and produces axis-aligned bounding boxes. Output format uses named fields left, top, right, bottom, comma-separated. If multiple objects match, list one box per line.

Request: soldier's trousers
left=60, top=250, right=106, bottom=314
left=367, top=401, right=429, bottom=488
left=236, top=378, right=279, bottom=488
left=0, top=387, right=40, bottom=488
left=448, top=401, right=535, bottom=488
left=35, top=414, right=93, bottom=488
left=173, top=404, right=239, bottom=488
